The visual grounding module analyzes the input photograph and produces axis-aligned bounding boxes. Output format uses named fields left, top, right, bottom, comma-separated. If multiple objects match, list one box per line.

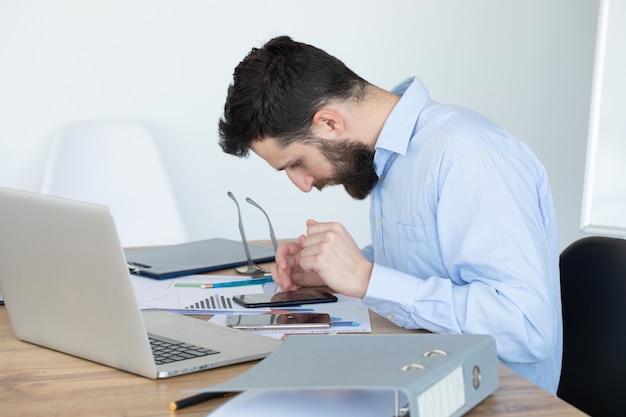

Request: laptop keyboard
left=148, top=334, right=220, bottom=365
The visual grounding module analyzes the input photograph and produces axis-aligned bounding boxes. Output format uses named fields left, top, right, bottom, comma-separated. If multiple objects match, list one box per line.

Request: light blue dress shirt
left=361, top=77, right=562, bottom=394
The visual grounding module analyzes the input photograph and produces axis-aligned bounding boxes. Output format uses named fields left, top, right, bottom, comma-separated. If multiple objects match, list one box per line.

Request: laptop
left=0, top=187, right=281, bottom=378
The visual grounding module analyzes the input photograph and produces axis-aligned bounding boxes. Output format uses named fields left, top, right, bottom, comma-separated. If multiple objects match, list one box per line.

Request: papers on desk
left=130, top=274, right=372, bottom=335
left=130, top=275, right=275, bottom=314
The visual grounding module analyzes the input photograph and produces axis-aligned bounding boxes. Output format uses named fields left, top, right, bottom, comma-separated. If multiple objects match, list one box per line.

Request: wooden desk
left=0, top=269, right=584, bottom=416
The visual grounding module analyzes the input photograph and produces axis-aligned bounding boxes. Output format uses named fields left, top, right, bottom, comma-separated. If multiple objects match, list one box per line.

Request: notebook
left=0, top=187, right=281, bottom=379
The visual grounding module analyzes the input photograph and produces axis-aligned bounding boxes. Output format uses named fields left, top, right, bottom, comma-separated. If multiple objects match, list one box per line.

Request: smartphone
left=226, top=312, right=332, bottom=330
left=232, top=290, right=337, bottom=308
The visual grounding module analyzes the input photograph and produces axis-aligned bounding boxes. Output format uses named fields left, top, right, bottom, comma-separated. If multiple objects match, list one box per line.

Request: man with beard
left=218, top=36, right=562, bottom=395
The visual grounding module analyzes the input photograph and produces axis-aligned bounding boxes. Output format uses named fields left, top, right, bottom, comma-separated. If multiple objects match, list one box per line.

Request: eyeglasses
left=227, top=191, right=278, bottom=277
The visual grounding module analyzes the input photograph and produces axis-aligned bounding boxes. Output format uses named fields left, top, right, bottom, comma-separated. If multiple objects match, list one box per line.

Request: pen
left=174, top=277, right=274, bottom=289
left=169, top=391, right=235, bottom=411
left=333, top=321, right=360, bottom=327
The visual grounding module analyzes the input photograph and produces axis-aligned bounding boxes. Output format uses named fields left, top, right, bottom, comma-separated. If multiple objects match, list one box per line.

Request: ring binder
left=188, top=334, right=498, bottom=417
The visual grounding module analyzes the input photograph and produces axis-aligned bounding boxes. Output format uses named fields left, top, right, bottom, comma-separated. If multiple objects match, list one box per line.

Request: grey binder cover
left=191, top=334, right=498, bottom=417
left=124, top=238, right=275, bottom=280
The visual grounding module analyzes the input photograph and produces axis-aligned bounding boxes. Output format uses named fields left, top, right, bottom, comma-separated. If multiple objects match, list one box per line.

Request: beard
left=310, top=138, right=378, bottom=200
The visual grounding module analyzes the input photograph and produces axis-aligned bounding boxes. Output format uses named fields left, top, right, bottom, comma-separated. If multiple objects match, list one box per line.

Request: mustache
left=314, top=179, right=336, bottom=191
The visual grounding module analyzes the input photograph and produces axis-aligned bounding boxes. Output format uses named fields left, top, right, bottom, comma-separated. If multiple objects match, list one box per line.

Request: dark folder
left=124, top=238, right=276, bottom=280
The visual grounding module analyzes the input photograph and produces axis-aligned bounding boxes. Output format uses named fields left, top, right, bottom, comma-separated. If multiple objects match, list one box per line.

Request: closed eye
left=277, top=159, right=304, bottom=172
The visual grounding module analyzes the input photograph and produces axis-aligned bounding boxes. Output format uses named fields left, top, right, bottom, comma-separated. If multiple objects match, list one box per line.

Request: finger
left=304, top=220, right=345, bottom=242
left=306, top=218, right=319, bottom=227
left=274, top=241, right=302, bottom=269
left=271, top=262, right=298, bottom=292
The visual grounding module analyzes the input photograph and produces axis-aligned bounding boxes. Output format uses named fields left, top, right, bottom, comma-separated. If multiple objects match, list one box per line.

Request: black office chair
left=558, top=236, right=626, bottom=416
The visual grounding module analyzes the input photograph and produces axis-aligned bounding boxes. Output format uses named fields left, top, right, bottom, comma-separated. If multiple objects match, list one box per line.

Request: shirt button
left=386, top=313, right=394, bottom=321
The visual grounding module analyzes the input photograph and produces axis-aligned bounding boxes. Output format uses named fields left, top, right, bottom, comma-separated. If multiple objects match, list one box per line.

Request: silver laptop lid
left=0, top=187, right=158, bottom=377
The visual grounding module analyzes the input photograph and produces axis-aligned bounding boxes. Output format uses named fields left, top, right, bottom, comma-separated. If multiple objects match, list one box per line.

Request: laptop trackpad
left=142, top=310, right=229, bottom=338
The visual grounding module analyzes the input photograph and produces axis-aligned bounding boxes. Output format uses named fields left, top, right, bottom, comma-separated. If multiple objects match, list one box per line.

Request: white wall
left=0, top=0, right=599, bottom=251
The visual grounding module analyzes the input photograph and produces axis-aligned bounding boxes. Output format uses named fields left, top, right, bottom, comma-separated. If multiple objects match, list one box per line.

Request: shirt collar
left=375, top=77, right=430, bottom=157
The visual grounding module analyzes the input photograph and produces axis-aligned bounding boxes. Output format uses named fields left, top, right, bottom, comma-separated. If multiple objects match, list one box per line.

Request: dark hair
left=218, top=36, right=368, bottom=157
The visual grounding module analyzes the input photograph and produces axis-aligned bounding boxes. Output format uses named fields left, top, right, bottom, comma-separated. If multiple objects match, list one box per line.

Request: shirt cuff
left=363, top=263, right=422, bottom=328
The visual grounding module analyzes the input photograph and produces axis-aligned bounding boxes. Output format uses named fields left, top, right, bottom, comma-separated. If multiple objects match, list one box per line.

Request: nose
left=286, top=169, right=315, bottom=192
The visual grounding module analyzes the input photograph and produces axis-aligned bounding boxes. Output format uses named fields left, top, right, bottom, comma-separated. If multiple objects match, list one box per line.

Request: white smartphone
left=226, top=313, right=332, bottom=330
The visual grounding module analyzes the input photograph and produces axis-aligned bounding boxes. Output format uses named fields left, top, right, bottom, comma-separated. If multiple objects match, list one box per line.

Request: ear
left=311, top=109, right=345, bottom=138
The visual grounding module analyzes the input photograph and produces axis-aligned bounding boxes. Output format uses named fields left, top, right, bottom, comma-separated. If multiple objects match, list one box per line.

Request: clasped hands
left=271, top=219, right=373, bottom=298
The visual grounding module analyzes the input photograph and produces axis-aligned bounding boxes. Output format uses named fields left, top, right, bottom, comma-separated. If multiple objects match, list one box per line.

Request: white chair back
left=42, top=119, right=188, bottom=247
